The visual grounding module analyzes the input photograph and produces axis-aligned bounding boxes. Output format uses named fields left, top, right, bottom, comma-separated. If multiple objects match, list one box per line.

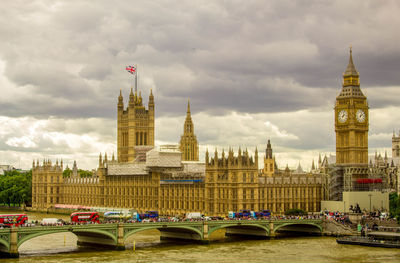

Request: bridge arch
left=208, top=223, right=270, bottom=237
left=0, top=237, right=9, bottom=251
left=124, top=225, right=203, bottom=241
left=274, top=222, right=322, bottom=234
left=17, top=229, right=70, bottom=248
left=17, top=228, right=117, bottom=248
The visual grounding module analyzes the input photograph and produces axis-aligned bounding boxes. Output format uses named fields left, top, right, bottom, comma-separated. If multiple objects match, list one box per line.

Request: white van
left=186, top=212, right=202, bottom=219
left=42, top=218, right=60, bottom=225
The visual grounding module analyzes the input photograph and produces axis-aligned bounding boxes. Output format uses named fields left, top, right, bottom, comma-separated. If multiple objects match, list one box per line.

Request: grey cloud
left=0, top=0, right=400, bottom=169
left=1, top=1, right=400, bottom=119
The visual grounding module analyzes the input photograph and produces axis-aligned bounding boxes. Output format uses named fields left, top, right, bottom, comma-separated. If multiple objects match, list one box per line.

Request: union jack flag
left=126, top=65, right=136, bottom=74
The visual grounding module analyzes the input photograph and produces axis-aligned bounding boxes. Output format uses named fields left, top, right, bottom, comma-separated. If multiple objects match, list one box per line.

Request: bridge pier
left=9, top=228, right=19, bottom=258
left=116, top=224, right=125, bottom=250
left=269, top=222, right=276, bottom=239
left=202, top=224, right=210, bottom=244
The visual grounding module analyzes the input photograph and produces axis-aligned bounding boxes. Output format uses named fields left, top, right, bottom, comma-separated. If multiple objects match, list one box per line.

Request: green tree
left=285, top=208, right=307, bottom=216
left=0, top=169, right=32, bottom=206
left=63, top=167, right=72, bottom=178
left=78, top=169, right=92, bottom=178
left=389, top=192, right=400, bottom=222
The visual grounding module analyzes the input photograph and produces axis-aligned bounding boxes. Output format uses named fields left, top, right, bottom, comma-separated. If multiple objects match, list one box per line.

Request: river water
left=1, top=209, right=399, bottom=263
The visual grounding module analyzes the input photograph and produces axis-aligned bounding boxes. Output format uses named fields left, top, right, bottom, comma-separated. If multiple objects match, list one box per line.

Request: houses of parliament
left=31, top=50, right=396, bottom=216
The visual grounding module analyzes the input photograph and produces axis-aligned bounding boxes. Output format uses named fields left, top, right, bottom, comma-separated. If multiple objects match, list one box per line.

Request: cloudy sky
left=1, top=0, right=400, bottom=171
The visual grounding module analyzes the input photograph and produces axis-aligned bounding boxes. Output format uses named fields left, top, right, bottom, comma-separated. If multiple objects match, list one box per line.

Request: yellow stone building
left=117, top=88, right=154, bottom=163
left=205, top=147, right=260, bottom=215
left=329, top=48, right=374, bottom=200
left=258, top=140, right=323, bottom=213
left=32, top=72, right=325, bottom=216
left=335, top=48, right=369, bottom=165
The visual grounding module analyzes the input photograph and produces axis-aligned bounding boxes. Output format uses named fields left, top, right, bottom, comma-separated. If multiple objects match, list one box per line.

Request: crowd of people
left=0, top=214, right=328, bottom=228
left=322, top=211, right=352, bottom=226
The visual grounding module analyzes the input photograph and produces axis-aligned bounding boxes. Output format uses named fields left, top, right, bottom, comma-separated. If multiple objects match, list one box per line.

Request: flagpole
left=135, top=64, right=138, bottom=93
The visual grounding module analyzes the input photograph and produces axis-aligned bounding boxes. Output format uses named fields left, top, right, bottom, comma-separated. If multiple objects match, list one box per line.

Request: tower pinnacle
left=344, top=46, right=359, bottom=76
left=179, top=98, right=199, bottom=161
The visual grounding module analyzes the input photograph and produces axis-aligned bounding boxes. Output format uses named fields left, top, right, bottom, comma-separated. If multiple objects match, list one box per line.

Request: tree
left=78, top=169, right=92, bottom=178
left=63, top=167, right=72, bottom=178
left=285, top=208, right=307, bottom=216
left=389, top=192, right=400, bottom=222
left=0, top=169, right=32, bottom=206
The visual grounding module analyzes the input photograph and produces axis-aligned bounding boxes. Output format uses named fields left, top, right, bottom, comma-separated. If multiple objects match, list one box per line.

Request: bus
left=104, top=211, right=131, bottom=221
left=146, top=211, right=159, bottom=219
left=70, top=212, right=100, bottom=224
left=0, top=214, right=28, bottom=227
left=257, top=210, right=271, bottom=218
left=238, top=209, right=251, bottom=218
left=137, top=211, right=159, bottom=221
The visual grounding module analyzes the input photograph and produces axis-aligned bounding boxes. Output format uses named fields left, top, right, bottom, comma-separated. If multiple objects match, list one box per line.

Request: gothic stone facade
left=32, top=83, right=324, bottom=216
left=32, top=145, right=323, bottom=216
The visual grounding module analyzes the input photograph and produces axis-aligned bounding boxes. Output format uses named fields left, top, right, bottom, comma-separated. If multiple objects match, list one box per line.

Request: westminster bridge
left=0, top=219, right=352, bottom=257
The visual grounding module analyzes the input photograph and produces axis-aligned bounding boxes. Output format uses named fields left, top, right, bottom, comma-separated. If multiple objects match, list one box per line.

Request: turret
left=149, top=89, right=154, bottom=110
left=266, top=139, right=273, bottom=159
left=255, top=147, right=258, bottom=166
left=138, top=91, right=143, bottom=106
left=318, top=153, right=322, bottom=168
left=129, top=88, right=135, bottom=107
left=118, top=89, right=124, bottom=109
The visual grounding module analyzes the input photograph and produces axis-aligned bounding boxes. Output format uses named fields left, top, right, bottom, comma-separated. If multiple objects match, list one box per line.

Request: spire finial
left=344, top=46, right=358, bottom=76
left=187, top=98, right=191, bottom=115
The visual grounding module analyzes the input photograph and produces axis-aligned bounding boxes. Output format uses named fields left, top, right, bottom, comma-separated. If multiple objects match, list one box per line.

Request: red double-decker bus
left=0, top=214, right=28, bottom=227
left=70, top=212, right=100, bottom=224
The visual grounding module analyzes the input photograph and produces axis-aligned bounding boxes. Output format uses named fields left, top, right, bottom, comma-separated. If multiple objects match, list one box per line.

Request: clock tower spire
left=335, top=47, right=369, bottom=165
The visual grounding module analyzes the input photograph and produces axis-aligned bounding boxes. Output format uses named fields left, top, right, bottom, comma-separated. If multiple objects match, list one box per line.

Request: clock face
left=356, top=109, right=366, bottom=123
left=338, top=110, right=348, bottom=123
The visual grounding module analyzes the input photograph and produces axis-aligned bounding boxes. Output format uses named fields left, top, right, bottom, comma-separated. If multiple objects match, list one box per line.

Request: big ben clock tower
left=335, top=48, right=369, bottom=165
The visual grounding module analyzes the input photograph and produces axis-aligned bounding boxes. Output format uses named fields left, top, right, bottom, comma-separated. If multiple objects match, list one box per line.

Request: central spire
left=338, top=47, right=364, bottom=98
left=344, top=46, right=359, bottom=76
left=180, top=98, right=199, bottom=161
left=187, top=98, right=191, bottom=116
left=184, top=99, right=193, bottom=133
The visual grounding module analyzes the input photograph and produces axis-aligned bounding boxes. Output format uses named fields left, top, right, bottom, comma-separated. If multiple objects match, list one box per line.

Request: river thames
left=1, top=210, right=399, bottom=262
